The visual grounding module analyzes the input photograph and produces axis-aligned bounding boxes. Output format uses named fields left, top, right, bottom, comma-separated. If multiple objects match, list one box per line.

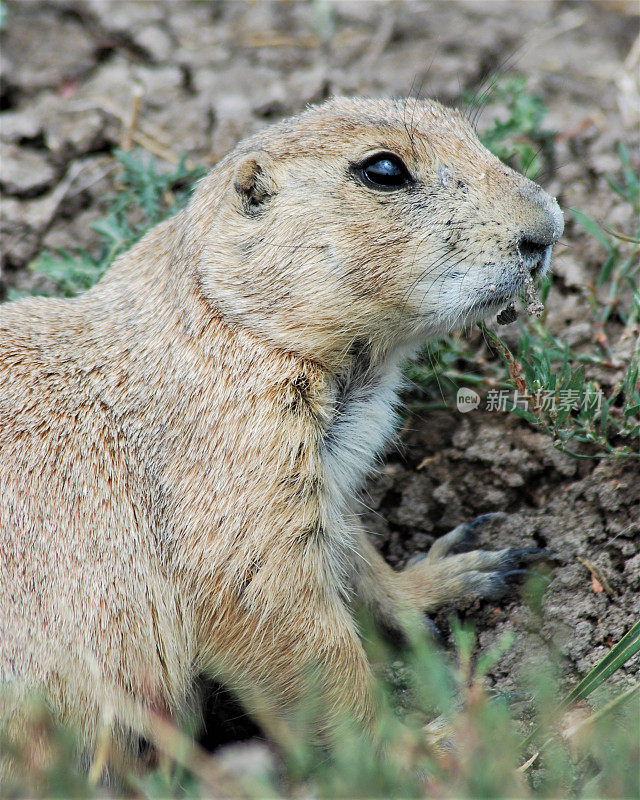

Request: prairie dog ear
left=233, top=151, right=276, bottom=213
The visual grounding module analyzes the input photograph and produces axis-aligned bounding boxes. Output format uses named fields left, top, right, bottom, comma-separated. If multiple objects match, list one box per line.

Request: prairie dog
left=0, top=98, right=563, bottom=759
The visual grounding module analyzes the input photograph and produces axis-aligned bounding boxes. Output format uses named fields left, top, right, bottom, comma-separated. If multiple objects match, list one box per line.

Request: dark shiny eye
left=358, top=153, right=412, bottom=191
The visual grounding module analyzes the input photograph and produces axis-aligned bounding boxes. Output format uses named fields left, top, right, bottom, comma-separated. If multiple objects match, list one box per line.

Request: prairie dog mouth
left=525, top=243, right=553, bottom=281
left=496, top=303, right=518, bottom=325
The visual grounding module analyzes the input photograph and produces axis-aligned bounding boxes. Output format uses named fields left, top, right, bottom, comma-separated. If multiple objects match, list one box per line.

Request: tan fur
left=0, top=98, right=563, bottom=756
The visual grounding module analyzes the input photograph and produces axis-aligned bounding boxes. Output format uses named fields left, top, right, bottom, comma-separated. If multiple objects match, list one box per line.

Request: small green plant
left=464, top=75, right=554, bottom=179
left=477, top=315, right=639, bottom=459
left=29, top=150, right=204, bottom=297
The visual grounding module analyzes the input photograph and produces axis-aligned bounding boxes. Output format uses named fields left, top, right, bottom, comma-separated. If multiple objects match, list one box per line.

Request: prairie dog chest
left=320, top=346, right=406, bottom=505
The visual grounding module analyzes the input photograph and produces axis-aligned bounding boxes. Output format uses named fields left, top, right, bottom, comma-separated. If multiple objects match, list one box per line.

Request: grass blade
left=561, top=620, right=640, bottom=707
left=570, top=208, right=614, bottom=253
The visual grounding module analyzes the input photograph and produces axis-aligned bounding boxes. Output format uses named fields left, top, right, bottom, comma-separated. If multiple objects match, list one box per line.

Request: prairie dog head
left=189, top=97, right=563, bottom=365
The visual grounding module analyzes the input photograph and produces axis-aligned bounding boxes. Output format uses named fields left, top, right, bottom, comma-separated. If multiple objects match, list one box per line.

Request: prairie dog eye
left=357, top=152, right=413, bottom=191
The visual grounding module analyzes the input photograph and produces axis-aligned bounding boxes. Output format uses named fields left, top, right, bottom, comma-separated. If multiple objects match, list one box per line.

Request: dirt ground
left=1, top=0, right=638, bottom=751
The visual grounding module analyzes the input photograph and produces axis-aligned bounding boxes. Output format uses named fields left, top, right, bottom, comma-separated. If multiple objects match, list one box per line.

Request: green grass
left=2, top=76, right=638, bottom=796
left=464, top=74, right=555, bottom=181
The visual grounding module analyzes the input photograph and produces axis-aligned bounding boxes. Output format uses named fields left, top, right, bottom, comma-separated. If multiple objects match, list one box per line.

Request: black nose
left=518, top=235, right=550, bottom=264
left=515, top=186, right=564, bottom=275
left=517, top=187, right=565, bottom=250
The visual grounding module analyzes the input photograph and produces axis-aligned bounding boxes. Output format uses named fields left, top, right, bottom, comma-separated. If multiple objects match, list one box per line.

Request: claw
left=425, top=512, right=508, bottom=562
left=501, top=547, right=554, bottom=568
left=465, top=512, right=508, bottom=532
left=503, top=568, right=542, bottom=583
left=403, top=514, right=555, bottom=610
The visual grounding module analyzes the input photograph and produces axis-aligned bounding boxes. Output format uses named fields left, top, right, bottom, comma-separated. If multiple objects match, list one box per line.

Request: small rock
left=0, top=144, right=57, bottom=196
left=432, top=481, right=457, bottom=506
left=45, top=107, right=107, bottom=158
left=133, top=65, right=184, bottom=106
left=1, top=7, right=96, bottom=93
left=0, top=106, right=44, bottom=142
left=483, top=488, right=509, bottom=507
left=451, top=418, right=473, bottom=449
left=553, top=253, right=590, bottom=288
left=133, top=24, right=175, bottom=62
left=41, top=207, right=103, bottom=255
left=207, top=94, right=256, bottom=159
left=83, top=0, right=165, bottom=32
left=284, top=66, right=328, bottom=107
left=563, top=321, right=592, bottom=347
left=0, top=196, right=41, bottom=269
left=395, top=474, right=432, bottom=529
left=75, top=58, right=134, bottom=111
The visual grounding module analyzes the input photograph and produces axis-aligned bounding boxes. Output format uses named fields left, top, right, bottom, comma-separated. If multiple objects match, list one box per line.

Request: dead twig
left=121, top=84, right=144, bottom=152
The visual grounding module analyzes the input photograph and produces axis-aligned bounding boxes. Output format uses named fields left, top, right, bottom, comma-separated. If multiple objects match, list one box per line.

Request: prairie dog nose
left=516, top=186, right=564, bottom=267
left=517, top=184, right=564, bottom=275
